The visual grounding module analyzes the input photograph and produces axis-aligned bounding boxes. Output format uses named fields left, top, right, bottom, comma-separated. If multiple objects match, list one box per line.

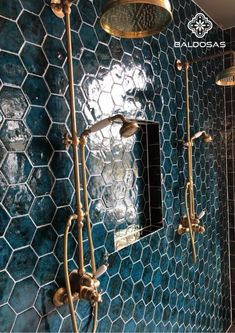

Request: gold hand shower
left=176, top=50, right=234, bottom=263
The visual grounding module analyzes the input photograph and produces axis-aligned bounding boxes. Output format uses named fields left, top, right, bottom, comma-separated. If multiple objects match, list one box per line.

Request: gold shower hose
left=185, top=182, right=196, bottom=263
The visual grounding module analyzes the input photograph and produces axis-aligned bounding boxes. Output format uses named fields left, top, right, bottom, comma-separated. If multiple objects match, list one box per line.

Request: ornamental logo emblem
left=187, top=13, right=213, bottom=38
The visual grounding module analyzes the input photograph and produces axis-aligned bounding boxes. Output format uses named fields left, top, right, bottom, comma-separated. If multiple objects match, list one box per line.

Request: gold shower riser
left=176, top=49, right=235, bottom=263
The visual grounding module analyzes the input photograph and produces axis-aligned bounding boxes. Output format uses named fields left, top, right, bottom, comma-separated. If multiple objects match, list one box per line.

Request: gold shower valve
left=53, top=270, right=102, bottom=307
left=177, top=217, right=205, bottom=235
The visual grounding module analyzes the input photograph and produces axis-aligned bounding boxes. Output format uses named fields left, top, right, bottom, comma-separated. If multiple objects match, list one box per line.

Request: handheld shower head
left=202, top=132, right=212, bottom=143
left=119, top=120, right=139, bottom=138
left=191, top=131, right=213, bottom=143
left=82, top=115, right=140, bottom=138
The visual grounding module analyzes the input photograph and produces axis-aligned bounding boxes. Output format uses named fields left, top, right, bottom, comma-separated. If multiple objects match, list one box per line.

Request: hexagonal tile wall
left=0, top=0, right=231, bottom=332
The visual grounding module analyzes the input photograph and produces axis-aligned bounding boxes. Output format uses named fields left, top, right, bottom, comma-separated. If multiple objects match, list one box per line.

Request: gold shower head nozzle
left=216, top=65, right=235, bottom=87
left=100, top=0, right=172, bottom=38
left=202, top=132, right=213, bottom=143
left=119, top=120, right=140, bottom=138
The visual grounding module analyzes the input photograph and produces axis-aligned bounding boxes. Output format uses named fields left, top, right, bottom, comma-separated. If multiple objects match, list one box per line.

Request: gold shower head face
left=119, top=120, right=140, bottom=138
left=202, top=132, right=213, bottom=143
left=216, top=65, right=235, bottom=87
left=100, top=0, right=172, bottom=38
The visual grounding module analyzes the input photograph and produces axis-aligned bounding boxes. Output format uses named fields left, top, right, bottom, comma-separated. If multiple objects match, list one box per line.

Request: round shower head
left=119, top=120, right=140, bottom=138
left=216, top=66, right=235, bottom=87
left=100, top=0, right=172, bottom=38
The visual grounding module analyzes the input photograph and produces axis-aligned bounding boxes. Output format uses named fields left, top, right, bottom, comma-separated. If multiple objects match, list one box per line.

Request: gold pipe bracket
left=51, top=0, right=72, bottom=18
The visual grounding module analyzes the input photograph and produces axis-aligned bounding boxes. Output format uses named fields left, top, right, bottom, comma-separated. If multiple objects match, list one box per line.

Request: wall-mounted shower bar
left=177, top=50, right=235, bottom=69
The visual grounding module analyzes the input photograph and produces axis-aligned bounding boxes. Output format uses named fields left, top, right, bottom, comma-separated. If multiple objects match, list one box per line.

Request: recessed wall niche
left=114, top=121, right=162, bottom=250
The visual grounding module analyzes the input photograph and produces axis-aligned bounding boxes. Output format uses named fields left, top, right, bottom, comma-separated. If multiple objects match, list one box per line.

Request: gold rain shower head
left=100, top=0, right=173, bottom=38
left=216, top=65, right=235, bottom=87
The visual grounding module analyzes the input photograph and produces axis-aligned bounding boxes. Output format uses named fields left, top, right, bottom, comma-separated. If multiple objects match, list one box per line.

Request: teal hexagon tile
left=0, top=120, right=30, bottom=152
left=45, top=66, right=68, bottom=94
left=0, top=271, right=14, bottom=305
left=80, top=50, right=99, bottom=76
left=35, top=282, right=57, bottom=316
left=18, top=11, right=45, bottom=45
left=124, top=319, right=136, bottom=333
left=0, top=205, right=10, bottom=237
left=96, top=43, right=112, bottom=68
left=38, top=310, right=62, bottom=333
left=20, top=0, right=44, bottom=14
left=30, top=195, right=56, bottom=227
left=54, top=233, right=76, bottom=262
left=5, top=216, right=35, bottom=249
left=48, top=123, right=68, bottom=150
left=0, top=304, right=15, bottom=332
left=78, top=0, right=96, bottom=25
left=0, top=18, right=23, bottom=53
left=50, top=152, right=73, bottom=179
left=43, top=35, right=66, bottom=67
left=0, top=0, right=22, bottom=19
left=97, top=317, right=112, bottom=333
left=20, top=43, right=48, bottom=76
left=52, top=206, right=73, bottom=235
left=40, top=5, right=64, bottom=38
left=111, top=318, right=125, bottom=333
left=0, top=86, right=28, bottom=119
left=9, top=277, right=38, bottom=313
left=107, top=274, right=122, bottom=299
left=23, top=75, right=50, bottom=106
left=0, top=171, right=8, bottom=201
left=2, top=153, right=32, bottom=184
left=51, top=179, right=74, bottom=206
left=26, top=107, right=51, bottom=136
left=34, top=254, right=59, bottom=285
left=12, top=308, right=40, bottom=333
left=80, top=23, right=98, bottom=51
left=27, top=137, right=53, bottom=166
left=7, top=246, right=37, bottom=281
left=0, top=52, right=26, bottom=86
left=32, top=225, right=57, bottom=256
left=3, top=184, right=33, bottom=217
left=46, top=95, right=69, bottom=123
left=70, top=3, right=82, bottom=31
left=29, top=167, right=54, bottom=196
left=120, top=277, right=133, bottom=301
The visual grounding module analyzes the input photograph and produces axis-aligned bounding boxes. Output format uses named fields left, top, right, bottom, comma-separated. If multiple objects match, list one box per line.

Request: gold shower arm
left=176, top=50, right=235, bottom=70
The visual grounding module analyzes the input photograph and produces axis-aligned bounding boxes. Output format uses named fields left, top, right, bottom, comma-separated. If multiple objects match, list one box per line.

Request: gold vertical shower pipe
left=51, top=2, right=101, bottom=333
left=64, top=1, right=85, bottom=276
left=185, top=63, right=197, bottom=263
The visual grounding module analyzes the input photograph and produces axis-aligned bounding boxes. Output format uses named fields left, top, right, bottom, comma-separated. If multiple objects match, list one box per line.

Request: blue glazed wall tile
left=0, top=86, right=28, bottom=119
left=12, top=308, right=40, bottom=333
left=9, top=277, right=38, bottom=313
left=0, top=18, right=23, bottom=53
left=20, top=43, right=48, bottom=76
left=18, top=11, right=46, bottom=45
left=0, top=52, right=26, bottom=86
left=0, top=0, right=231, bottom=332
